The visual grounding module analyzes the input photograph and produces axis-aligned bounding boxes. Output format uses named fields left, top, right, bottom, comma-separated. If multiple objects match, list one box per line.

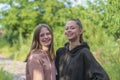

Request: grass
left=0, top=68, right=13, bottom=80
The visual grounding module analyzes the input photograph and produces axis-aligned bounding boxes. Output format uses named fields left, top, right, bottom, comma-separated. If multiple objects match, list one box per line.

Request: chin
left=68, top=38, right=77, bottom=42
left=44, top=43, right=51, bottom=46
left=68, top=39, right=73, bottom=41
left=67, top=37, right=74, bottom=40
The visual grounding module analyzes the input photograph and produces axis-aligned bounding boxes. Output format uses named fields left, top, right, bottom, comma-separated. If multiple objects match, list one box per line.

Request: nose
left=66, top=28, right=71, bottom=32
left=44, top=34, right=48, bottom=38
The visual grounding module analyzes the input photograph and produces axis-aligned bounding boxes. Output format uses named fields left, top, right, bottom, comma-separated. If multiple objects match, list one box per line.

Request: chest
left=42, top=56, right=55, bottom=72
left=60, top=52, right=84, bottom=71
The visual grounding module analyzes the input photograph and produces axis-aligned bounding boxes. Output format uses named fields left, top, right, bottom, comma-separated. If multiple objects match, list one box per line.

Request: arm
left=28, top=58, right=44, bottom=80
left=55, top=49, right=60, bottom=80
left=83, top=48, right=110, bottom=80
left=55, top=48, right=66, bottom=80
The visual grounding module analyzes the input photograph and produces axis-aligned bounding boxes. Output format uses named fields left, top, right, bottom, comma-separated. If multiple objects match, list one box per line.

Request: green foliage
left=101, top=42, right=120, bottom=80
left=0, top=68, right=13, bottom=80
left=53, top=26, right=67, bottom=52
left=0, top=0, right=68, bottom=46
left=0, top=0, right=40, bottom=45
left=86, top=0, right=120, bottom=39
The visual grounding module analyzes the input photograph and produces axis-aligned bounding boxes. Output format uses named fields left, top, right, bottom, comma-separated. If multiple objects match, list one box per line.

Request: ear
left=79, top=29, right=83, bottom=35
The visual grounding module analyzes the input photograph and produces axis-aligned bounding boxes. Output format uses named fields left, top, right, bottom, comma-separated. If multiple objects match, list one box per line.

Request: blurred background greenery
left=0, top=67, right=13, bottom=80
left=0, top=0, right=120, bottom=80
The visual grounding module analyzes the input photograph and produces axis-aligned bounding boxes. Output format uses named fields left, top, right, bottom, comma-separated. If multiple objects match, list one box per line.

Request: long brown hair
left=25, top=24, right=55, bottom=62
left=69, top=18, right=84, bottom=43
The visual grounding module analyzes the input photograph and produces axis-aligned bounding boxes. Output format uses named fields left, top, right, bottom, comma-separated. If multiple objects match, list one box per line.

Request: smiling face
left=65, top=20, right=81, bottom=41
left=39, top=27, right=52, bottom=48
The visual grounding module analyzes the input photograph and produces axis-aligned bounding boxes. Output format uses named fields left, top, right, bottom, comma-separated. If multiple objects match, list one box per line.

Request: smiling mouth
left=43, top=39, right=51, bottom=42
left=67, top=33, right=73, bottom=37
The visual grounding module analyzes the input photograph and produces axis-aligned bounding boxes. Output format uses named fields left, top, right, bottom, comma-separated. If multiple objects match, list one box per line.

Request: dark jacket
left=55, top=42, right=109, bottom=80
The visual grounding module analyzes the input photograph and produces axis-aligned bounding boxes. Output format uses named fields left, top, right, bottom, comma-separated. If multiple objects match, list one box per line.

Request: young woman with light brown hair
left=25, top=24, right=56, bottom=80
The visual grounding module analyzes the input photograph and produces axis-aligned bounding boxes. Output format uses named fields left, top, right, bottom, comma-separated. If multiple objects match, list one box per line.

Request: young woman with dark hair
left=55, top=19, right=109, bottom=80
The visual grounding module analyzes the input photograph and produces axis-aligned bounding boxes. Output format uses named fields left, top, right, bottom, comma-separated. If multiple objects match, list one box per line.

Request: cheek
left=75, top=32, right=80, bottom=36
left=75, top=29, right=80, bottom=35
left=39, top=37, right=43, bottom=42
left=49, top=35, right=52, bottom=39
left=64, top=30, right=68, bottom=35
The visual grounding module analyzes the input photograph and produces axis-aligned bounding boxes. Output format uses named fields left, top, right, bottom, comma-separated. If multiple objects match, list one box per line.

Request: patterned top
left=26, top=50, right=56, bottom=80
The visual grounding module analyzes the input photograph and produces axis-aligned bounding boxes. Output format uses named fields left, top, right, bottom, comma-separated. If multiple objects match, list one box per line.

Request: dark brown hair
left=25, top=24, right=55, bottom=62
left=69, top=18, right=83, bottom=43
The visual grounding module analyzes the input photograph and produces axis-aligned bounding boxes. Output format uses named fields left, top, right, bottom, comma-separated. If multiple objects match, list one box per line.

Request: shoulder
left=80, top=48, right=96, bottom=61
left=56, top=47, right=66, bottom=54
left=28, top=51, right=45, bottom=63
left=56, top=47, right=66, bottom=58
left=79, top=47, right=92, bottom=57
left=56, top=47, right=66, bottom=52
left=81, top=47, right=90, bottom=53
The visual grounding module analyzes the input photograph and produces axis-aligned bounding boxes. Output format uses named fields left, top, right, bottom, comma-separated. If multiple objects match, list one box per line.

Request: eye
left=46, top=32, right=51, bottom=35
left=71, top=26, right=75, bottom=29
left=40, top=33, right=44, bottom=37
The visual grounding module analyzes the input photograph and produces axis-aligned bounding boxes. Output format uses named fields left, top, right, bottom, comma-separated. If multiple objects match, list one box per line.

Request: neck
left=42, top=46, right=49, bottom=51
left=69, top=40, right=80, bottom=50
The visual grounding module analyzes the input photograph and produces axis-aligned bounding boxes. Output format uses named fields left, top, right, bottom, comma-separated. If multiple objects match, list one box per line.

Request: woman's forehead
left=65, top=21, right=78, bottom=27
left=40, top=27, right=50, bottom=32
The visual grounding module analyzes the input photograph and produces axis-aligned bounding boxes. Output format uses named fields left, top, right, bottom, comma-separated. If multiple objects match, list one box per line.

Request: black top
left=55, top=42, right=109, bottom=80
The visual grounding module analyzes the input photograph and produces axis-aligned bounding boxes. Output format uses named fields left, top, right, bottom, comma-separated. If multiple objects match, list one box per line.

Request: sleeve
left=55, top=48, right=65, bottom=80
left=55, top=49, right=60, bottom=80
left=28, top=58, right=44, bottom=80
left=83, top=48, right=110, bottom=80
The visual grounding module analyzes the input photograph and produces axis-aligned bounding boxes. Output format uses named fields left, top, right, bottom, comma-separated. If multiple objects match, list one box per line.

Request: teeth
left=68, top=33, right=72, bottom=36
left=44, top=39, right=51, bottom=42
